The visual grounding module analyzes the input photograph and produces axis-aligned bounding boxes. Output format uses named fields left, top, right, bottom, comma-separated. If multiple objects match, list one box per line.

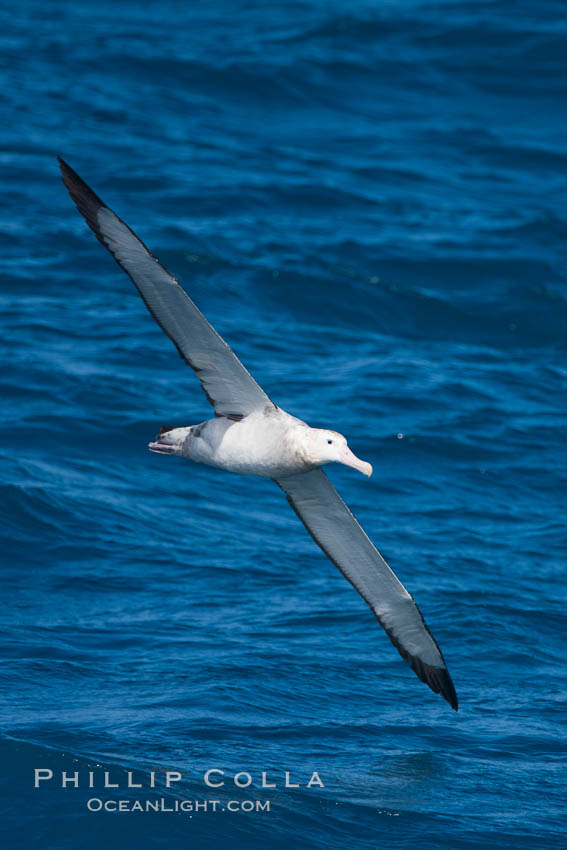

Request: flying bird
left=59, top=157, right=458, bottom=711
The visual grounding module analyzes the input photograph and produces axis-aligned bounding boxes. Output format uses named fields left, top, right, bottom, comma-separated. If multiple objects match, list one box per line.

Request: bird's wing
left=274, top=468, right=458, bottom=710
left=59, top=158, right=275, bottom=419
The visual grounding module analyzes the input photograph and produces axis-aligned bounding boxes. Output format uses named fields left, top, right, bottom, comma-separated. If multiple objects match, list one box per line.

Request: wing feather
left=275, top=469, right=458, bottom=710
left=59, top=158, right=274, bottom=419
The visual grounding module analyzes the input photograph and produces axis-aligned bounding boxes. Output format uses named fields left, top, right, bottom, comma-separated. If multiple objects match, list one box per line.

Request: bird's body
left=151, top=408, right=369, bottom=480
left=151, top=408, right=312, bottom=478
left=59, top=157, right=458, bottom=711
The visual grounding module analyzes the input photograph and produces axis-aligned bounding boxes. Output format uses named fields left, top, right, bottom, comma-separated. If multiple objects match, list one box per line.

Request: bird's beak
left=339, top=445, right=373, bottom=477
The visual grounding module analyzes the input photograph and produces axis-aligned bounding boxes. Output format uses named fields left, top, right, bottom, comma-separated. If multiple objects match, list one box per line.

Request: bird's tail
left=148, top=425, right=190, bottom=456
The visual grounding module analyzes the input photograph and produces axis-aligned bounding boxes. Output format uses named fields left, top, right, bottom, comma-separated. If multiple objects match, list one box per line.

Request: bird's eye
left=327, top=439, right=333, bottom=444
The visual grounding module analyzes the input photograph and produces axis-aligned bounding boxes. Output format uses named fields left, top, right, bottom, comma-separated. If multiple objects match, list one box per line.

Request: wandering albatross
left=59, top=157, right=458, bottom=711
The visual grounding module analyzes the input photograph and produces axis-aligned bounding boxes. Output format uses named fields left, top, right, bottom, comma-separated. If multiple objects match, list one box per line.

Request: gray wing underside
left=275, top=469, right=458, bottom=710
left=59, top=158, right=274, bottom=419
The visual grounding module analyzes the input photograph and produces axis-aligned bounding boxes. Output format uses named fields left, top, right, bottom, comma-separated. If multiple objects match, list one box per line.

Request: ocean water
left=1, top=1, right=566, bottom=847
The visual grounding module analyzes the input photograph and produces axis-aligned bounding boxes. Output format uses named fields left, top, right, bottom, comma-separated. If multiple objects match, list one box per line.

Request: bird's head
left=306, top=428, right=373, bottom=477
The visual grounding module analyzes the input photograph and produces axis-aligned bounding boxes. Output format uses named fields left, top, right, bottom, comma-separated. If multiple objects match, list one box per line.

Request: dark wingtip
left=386, top=596, right=459, bottom=711
left=58, top=156, right=81, bottom=188
left=440, top=668, right=459, bottom=712
left=384, top=617, right=459, bottom=710
left=58, top=157, right=106, bottom=237
left=409, top=655, right=458, bottom=711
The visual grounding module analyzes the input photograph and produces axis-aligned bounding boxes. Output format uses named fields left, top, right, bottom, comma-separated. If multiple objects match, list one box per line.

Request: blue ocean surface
left=1, top=1, right=566, bottom=847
